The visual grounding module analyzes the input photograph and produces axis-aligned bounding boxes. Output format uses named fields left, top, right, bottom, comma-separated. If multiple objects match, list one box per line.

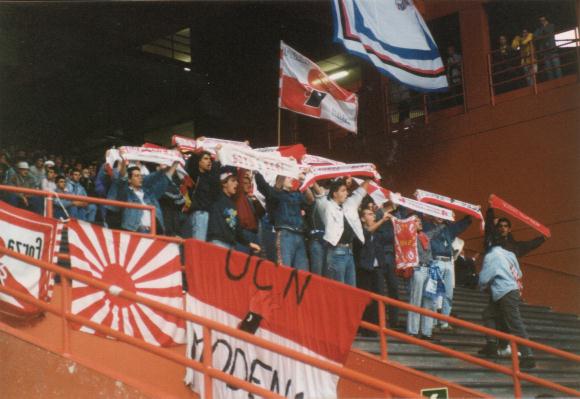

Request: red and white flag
left=393, top=216, right=420, bottom=270
left=489, top=194, right=551, bottom=237
left=0, top=201, right=60, bottom=317
left=280, top=41, right=358, bottom=133
left=67, top=220, right=185, bottom=346
left=183, top=240, right=369, bottom=398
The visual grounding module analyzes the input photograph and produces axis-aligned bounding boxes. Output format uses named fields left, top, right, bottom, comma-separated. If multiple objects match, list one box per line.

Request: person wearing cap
left=7, top=161, right=44, bottom=214
left=207, top=168, right=260, bottom=252
left=111, top=160, right=179, bottom=233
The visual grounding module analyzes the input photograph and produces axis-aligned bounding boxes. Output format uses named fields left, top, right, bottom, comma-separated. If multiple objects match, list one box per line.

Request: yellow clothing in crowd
left=512, top=33, right=535, bottom=65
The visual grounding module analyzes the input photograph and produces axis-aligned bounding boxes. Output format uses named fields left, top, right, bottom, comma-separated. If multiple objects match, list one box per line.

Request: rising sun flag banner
left=183, top=239, right=370, bottom=398
left=279, top=41, right=359, bottom=133
left=0, top=201, right=61, bottom=317
left=67, top=220, right=185, bottom=346
left=331, top=0, right=448, bottom=92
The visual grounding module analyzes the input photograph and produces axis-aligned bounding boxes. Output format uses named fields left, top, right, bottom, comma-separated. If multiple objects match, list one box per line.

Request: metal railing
left=488, top=29, right=580, bottom=105
left=1, top=184, right=579, bottom=398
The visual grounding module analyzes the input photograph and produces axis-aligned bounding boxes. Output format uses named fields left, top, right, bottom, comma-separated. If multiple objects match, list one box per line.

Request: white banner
left=415, top=189, right=484, bottom=230
left=172, top=135, right=250, bottom=155
left=300, top=163, right=380, bottom=191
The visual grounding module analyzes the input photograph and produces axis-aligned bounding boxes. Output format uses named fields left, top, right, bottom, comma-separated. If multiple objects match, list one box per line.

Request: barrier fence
left=0, top=185, right=579, bottom=398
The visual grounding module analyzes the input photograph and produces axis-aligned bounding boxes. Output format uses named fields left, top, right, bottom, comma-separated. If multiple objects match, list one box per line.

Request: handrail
left=0, top=245, right=418, bottom=398
left=362, top=291, right=580, bottom=398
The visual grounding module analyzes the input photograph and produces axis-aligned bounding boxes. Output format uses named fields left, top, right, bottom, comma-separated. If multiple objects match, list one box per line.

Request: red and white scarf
left=415, top=189, right=484, bottom=230
left=489, top=194, right=551, bottom=237
left=390, top=193, right=455, bottom=221
left=172, top=135, right=250, bottom=155
left=393, top=216, right=420, bottom=269
left=299, top=163, right=380, bottom=191
left=218, top=144, right=302, bottom=179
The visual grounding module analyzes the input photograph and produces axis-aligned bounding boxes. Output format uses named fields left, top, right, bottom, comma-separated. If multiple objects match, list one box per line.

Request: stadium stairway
left=353, top=283, right=580, bottom=397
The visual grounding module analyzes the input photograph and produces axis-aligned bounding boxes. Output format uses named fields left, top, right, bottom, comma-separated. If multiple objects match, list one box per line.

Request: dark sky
left=0, top=1, right=576, bottom=155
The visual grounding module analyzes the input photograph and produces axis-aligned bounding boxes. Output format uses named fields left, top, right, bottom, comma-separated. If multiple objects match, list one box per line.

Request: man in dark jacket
left=207, top=168, right=260, bottom=252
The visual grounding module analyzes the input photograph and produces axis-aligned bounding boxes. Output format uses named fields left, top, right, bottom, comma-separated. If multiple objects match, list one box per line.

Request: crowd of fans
left=0, top=141, right=545, bottom=369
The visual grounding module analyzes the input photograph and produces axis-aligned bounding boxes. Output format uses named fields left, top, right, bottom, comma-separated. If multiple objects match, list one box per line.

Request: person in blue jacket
left=112, top=161, right=178, bottom=233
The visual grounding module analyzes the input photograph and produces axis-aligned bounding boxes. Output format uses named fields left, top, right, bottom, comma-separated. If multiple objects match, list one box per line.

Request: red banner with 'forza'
left=0, top=200, right=60, bottom=317
left=183, top=239, right=369, bottom=398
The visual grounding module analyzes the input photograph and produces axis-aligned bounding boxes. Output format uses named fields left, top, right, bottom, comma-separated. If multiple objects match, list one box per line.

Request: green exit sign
left=421, top=387, right=449, bottom=399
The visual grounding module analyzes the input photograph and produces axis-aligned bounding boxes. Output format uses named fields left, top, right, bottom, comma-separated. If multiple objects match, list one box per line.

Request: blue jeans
left=326, top=245, right=356, bottom=287
left=190, top=210, right=209, bottom=241
left=210, top=239, right=232, bottom=250
left=308, top=238, right=327, bottom=275
left=276, top=229, right=309, bottom=271
left=235, top=229, right=258, bottom=254
left=71, top=204, right=97, bottom=222
left=544, top=53, right=562, bottom=80
left=433, top=259, right=454, bottom=325
left=407, top=265, right=436, bottom=336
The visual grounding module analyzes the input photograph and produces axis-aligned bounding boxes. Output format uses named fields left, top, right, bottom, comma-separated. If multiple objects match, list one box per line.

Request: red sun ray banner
left=67, top=220, right=185, bottom=346
left=0, top=200, right=61, bottom=317
left=183, top=239, right=370, bottom=398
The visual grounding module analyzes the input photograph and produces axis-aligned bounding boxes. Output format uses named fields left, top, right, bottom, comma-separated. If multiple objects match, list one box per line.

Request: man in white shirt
left=321, top=178, right=370, bottom=286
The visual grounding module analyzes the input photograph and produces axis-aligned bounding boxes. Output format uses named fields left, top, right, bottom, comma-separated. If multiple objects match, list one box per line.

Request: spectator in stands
left=207, top=168, right=261, bottom=252
left=53, top=175, right=72, bottom=220
left=159, top=172, right=187, bottom=237
left=407, top=216, right=445, bottom=340
left=477, top=207, right=547, bottom=369
left=534, top=16, right=562, bottom=81
left=358, top=205, right=400, bottom=330
left=80, top=167, right=96, bottom=198
left=234, top=170, right=263, bottom=254
left=254, top=170, right=313, bottom=271
left=321, top=178, right=370, bottom=286
left=494, top=35, right=523, bottom=94
left=7, top=161, right=44, bottom=214
left=446, top=45, right=463, bottom=105
left=305, top=182, right=329, bottom=275
left=424, top=215, right=472, bottom=330
left=186, top=150, right=221, bottom=241
left=41, top=167, right=57, bottom=192
left=67, top=169, right=96, bottom=222
left=28, top=155, right=45, bottom=188
left=112, top=161, right=179, bottom=233
left=512, top=29, right=536, bottom=86
left=455, top=250, right=479, bottom=289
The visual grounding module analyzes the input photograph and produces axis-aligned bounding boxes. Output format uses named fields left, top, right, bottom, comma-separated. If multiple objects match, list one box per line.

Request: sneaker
left=497, top=346, right=521, bottom=358
left=520, top=357, right=536, bottom=370
left=477, top=342, right=498, bottom=357
left=420, top=334, right=440, bottom=342
left=439, top=324, right=454, bottom=331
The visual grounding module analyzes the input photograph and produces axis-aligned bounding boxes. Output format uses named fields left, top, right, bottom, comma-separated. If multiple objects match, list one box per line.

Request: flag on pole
left=331, top=0, right=448, bottom=92
left=279, top=41, right=359, bottom=133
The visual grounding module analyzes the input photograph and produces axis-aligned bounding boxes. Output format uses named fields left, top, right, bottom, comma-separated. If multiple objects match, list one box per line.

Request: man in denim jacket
left=112, top=161, right=179, bottom=233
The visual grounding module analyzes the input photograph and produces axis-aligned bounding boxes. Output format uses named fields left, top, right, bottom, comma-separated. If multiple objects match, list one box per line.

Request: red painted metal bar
left=203, top=325, right=214, bottom=399
left=510, top=341, right=523, bottom=398
left=487, top=53, right=496, bottom=106
left=0, top=247, right=418, bottom=398
left=61, top=276, right=71, bottom=355
left=378, top=301, right=387, bottom=361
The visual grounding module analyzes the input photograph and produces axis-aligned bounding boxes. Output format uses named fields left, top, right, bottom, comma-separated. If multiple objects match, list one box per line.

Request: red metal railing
left=487, top=30, right=580, bottom=105
left=1, top=185, right=579, bottom=397
left=0, top=245, right=417, bottom=399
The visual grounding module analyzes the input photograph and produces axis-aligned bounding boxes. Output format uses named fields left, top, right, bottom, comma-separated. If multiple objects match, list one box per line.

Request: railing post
left=61, top=276, right=71, bottom=356
left=487, top=53, right=496, bottom=106
left=203, top=326, right=213, bottom=399
left=150, top=207, right=157, bottom=236
left=378, top=299, right=388, bottom=361
left=510, top=340, right=523, bottom=398
left=45, top=195, right=54, bottom=219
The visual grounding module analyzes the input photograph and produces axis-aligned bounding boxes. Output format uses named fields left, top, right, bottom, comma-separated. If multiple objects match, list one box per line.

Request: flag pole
left=277, top=107, right=282, bottom=146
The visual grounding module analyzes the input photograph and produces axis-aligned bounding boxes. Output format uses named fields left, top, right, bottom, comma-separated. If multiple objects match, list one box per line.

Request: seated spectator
left=7, top=161, right=44, bottom=214
left=29, top=155, right=45, bottom=188
left=207, top=168, right=261, bottom=252
left=254, top=171, right=313, bottom=271
left=321, top=178, right=370, bottom=286
left=41, top=167, right=57, bottom=192
left=112, top=161, right=179, bottom=233
left=53, top=175, right=72, bottom=220
left=67, top=169, right=97, bottom=222
left=534, top=16, right=562, bottom=81
left=80, top=167, right=96, bottom=197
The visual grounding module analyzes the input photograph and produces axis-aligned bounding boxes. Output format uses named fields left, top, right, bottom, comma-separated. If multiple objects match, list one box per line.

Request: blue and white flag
left=331, top=0, right=448, bottom=92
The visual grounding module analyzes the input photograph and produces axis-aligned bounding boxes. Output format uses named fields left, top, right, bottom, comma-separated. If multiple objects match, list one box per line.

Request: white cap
left=44, top=160, right=55, bottom=167
left=220, top=171, right=234, bottom=181
left=16, top=161, right=29, bottom=169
